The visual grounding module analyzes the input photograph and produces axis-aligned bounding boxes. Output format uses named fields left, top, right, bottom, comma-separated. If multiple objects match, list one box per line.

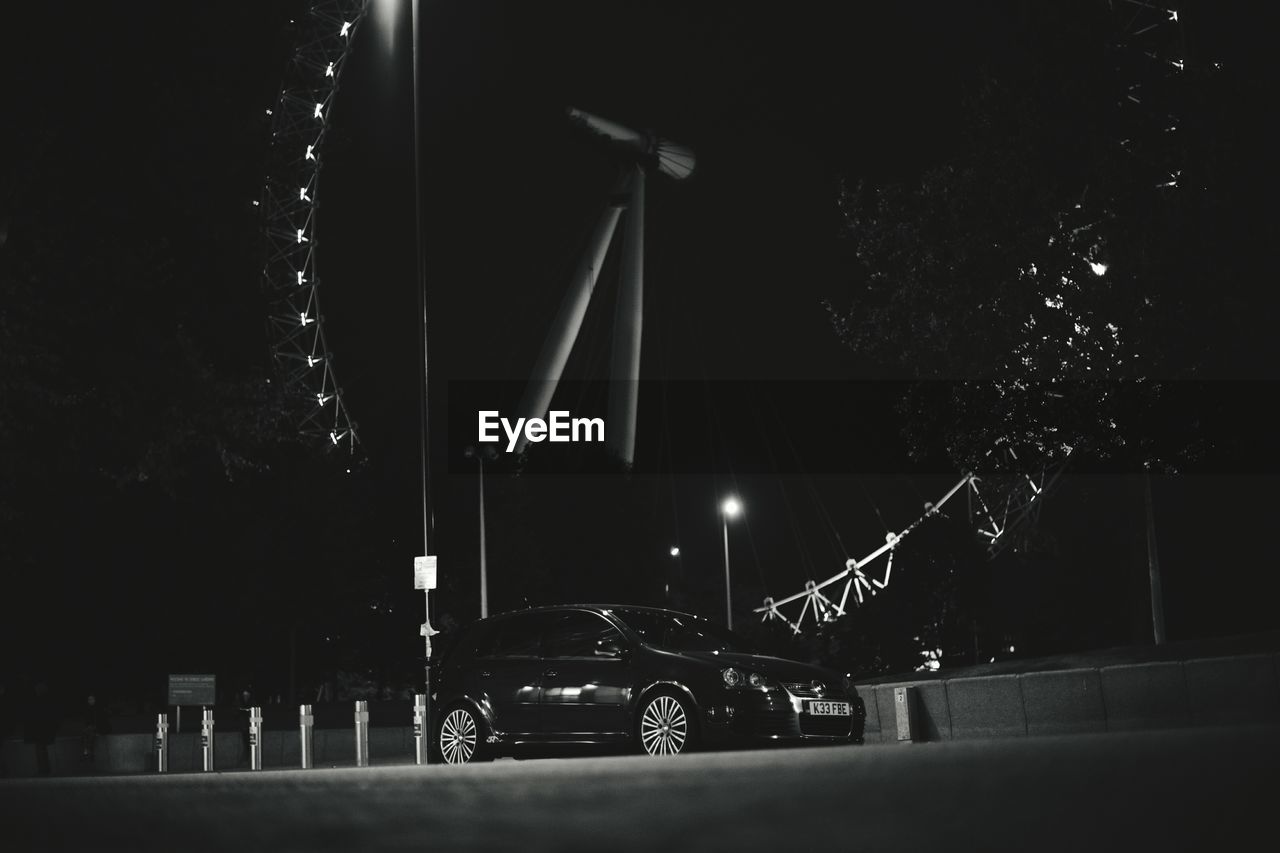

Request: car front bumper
left=701, top=686, right=865, bottom=746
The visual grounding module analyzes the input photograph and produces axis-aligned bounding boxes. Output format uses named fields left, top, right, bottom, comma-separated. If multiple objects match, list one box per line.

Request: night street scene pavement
left=3, top=729, right=1277, bottom=853
left=3, top=1, right=1279, bottom=851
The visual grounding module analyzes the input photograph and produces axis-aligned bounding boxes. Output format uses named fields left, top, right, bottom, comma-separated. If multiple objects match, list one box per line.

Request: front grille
left=782, top=682, right=848, bottom=700
left=799, top=715, right=853, bottom=737
left=782, top=682, right=823, bottom=698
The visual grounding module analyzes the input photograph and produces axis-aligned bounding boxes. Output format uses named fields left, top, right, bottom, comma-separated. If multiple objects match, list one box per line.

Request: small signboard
left=414, top=555, right=438, bottom=590
left=168, top=674, right=216, bottom=707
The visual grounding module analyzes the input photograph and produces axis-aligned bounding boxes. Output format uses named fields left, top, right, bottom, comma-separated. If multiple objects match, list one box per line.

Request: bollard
left=155, top=713, right=169, bottom=773
left=413, top=694, right=427, bottom=765
left=201, top=707, right=215, bottom=772
left=354, top=700, right=369, bottom=768
left=299, top=704, right=314, bottom=770
left=894, top=686, right=918, bottom=742
left=249, top=706, right=263, bottom=770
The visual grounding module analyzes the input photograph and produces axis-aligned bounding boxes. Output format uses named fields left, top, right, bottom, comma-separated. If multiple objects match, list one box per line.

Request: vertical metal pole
left=607, top=165, right=645, bottom=467
left=723, top=519, right=733, bottom=631
left=412, top=0, right=433, bottom=770
left=478, top=455, right=488, bottom=619
left=201, top=707, right=215, bottom=772
left=299, top=704, right=314, bottom=769
left=422, top=588, right=432, bottom=767
left=894, top=686, right=917, bottom=742
left=413, top=694, right=427, bottom=765
left=1144, top=468, right=1167, bottom=645
left=155, top=713, right=169, bottom=773
left=354, top=700, right=370, bottom=768
left=249, top=706, right=263, bottom=771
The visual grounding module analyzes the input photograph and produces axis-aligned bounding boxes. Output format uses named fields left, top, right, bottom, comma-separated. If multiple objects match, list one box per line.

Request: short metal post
left=201, top=707, right=215, bottom=772
left=894, top=686, right=918, bottom=742
left=354, top=700, right=369, bottom=768
left=155, top=713, right=169, bottom=773
left=299, top=704, right=314, bottom=769
left=413, top=694, right=427, bottom=765
left=249, top=706, right=263, bottom=770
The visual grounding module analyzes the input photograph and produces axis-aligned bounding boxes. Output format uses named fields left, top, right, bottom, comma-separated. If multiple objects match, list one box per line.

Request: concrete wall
left=859, top=654, right=1280, bottom=744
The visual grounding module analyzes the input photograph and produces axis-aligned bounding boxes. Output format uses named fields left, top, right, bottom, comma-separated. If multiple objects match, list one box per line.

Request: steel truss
left=754, top=475, right=972, bottom=635
left=753, top=453, right=1071, bottom=635
left=1109, top=0, right=1188, bottom=191
left=260, top=1, right=369, bottom=452
left=968, top=448, right=1072, bottom=558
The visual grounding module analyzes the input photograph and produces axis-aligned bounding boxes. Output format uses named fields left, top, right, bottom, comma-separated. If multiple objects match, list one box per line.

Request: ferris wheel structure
left=259, top=0, right=370, bottom=453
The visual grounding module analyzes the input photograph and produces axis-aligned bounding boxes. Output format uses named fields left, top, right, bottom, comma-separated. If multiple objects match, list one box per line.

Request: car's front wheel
left=437, top=704, right=492, bottom=765
left=637, top=690, right=695, bottom=756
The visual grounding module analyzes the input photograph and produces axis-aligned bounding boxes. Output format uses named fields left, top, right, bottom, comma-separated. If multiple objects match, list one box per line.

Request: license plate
left=806, top=700, right=851, bottom=716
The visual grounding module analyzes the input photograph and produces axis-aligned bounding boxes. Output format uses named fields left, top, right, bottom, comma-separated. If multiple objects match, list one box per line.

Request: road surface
left=2, top=726, right=1275, bottom=851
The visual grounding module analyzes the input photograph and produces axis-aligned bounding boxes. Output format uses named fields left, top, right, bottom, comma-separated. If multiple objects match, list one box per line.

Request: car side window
left=543, top=611, right=624, bottom=658
left=475, top=614, right=543, bottom=658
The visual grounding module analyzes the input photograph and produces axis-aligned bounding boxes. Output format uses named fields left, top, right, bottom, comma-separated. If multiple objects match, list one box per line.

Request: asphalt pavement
left=1, top=726, right=1276, bottom=852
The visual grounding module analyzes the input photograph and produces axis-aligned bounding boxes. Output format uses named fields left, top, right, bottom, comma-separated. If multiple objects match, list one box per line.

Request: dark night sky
left=3, top=1, right=1279, bottom=701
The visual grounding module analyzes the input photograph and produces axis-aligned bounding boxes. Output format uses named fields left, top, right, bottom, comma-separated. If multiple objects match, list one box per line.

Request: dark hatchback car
left=432, top=604, right=865, bottom=763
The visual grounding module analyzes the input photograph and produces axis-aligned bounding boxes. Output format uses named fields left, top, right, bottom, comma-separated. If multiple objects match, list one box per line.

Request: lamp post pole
left=1145, top=467, right=1166, bottom=645
left=411, top=0, right=435, bottom=763
left=478, top=452, right=488, bottom=619
left=722, top=519, right=732, bottom=630
left=465, top=446, right=490, bottom=619
left=720, top=497, right=741, bottom=630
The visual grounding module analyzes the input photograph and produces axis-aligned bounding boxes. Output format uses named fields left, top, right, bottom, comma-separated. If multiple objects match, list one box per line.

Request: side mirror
left=594, top=639, right=628, bottom=659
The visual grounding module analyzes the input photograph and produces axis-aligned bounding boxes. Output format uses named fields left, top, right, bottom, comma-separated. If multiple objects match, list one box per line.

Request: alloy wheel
left=439, top=707, right=478, bottom=764
left=640, top=694, right=689, bottom=756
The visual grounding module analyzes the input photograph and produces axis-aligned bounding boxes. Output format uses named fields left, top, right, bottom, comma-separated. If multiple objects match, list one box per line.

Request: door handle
left=544, top=670, right=558, bottom=678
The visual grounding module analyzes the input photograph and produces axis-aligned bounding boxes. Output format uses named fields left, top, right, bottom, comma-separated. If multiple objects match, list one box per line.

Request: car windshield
left=610, top=609, right=753, bottom=654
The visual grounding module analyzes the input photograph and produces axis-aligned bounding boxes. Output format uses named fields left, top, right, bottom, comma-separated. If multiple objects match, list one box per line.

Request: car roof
left=484, top=604, right=709, bottom=623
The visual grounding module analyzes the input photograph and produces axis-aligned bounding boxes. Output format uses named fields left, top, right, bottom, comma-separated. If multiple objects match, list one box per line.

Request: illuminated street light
left=669, top=546, right=680, bottom=557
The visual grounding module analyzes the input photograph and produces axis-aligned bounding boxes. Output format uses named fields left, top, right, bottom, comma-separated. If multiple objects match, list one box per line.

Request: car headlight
left=722, top=667, right=769, bottom=689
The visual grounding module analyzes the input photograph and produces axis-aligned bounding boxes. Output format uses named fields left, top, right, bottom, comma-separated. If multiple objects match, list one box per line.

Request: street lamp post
left=464, top=446, right=495, bottom=618
left=410, top=0, right=435, bottom=764
left=478, top=452, right=487, bottom=619
left=721, top=497, right=741, bottom=630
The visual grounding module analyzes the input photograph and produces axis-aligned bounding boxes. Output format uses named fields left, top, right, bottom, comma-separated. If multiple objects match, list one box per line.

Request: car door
left=538, top=610, right=632, bottom=740
left=465, top=612, right=549, bottom=739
